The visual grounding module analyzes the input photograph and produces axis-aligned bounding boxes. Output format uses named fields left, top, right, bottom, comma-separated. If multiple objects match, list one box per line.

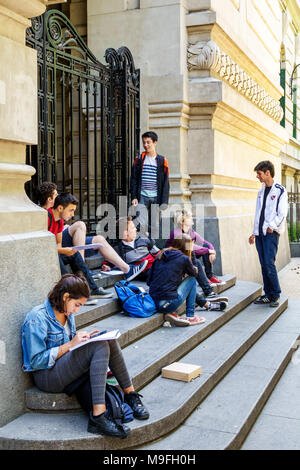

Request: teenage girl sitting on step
left=147, top=234, right=228, bottom=327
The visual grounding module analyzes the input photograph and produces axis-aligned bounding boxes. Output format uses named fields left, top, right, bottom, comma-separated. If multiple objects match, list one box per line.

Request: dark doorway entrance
left=26, top=9, right=140, bottom=233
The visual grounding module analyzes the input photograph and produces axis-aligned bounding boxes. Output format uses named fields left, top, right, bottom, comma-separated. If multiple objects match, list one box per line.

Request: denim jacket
left=21, top=299, right=76, bottom=372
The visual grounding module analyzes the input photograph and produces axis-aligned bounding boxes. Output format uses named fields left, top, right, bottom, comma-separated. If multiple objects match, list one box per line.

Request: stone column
left=0, top=0, right=60, bottom=426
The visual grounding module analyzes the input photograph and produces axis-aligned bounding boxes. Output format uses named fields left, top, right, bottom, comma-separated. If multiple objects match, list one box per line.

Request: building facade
left=85, top=0, right=300, bottom=280
left=0, top=0, right=299, bottom=426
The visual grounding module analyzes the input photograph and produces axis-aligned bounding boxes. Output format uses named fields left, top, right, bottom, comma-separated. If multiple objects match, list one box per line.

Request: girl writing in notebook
left=21, top=274, right=149, bottom=439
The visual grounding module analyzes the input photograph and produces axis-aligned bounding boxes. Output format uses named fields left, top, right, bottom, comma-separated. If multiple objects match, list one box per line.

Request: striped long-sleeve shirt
left=140, top=155, right=158, bottom=197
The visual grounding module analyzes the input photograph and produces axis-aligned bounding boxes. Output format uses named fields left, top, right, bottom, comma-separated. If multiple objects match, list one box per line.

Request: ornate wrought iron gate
left=26, top=9, right=140, bottom=233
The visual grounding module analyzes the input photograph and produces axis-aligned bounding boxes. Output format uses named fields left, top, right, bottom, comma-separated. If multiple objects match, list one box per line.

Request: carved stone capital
left=187, top=40, right=284, bottom=123
left=187, top=40, right=220, bottom=70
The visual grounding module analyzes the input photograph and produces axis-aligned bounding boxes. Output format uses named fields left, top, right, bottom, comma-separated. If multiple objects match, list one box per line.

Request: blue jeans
left=157, top=276, right=197, bottom=318
left=255, top=232, right=281, bottom=300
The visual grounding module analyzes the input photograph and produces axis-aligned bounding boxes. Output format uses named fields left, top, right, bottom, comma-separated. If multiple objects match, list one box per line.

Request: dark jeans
left=192, top=258, right=213, bottom=296
left=255, top=232, right=281, bottom=300
left=201, top=243, right=214, bottom=278
left=59, top=252, right=97, bottom=291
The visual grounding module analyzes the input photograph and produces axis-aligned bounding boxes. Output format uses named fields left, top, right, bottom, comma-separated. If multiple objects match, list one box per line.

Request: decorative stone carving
left=187, top=40, right=283, bottom=122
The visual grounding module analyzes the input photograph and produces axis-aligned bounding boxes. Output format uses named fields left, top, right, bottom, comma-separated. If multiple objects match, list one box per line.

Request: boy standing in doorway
left=130, top=131, right=169, bottom=238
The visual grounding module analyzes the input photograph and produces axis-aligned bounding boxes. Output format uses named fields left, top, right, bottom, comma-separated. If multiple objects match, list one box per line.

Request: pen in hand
left=89, top=330, right=108, bottom=338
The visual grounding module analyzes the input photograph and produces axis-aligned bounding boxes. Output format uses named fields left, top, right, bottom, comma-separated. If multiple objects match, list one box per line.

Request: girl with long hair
left=147, top=234, right=227, bottom=327
left=21, top=274, right=149, bottom=439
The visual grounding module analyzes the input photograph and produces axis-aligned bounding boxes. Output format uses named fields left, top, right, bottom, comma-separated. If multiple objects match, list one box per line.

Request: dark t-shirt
left=259, top=186, right=272, bottom=235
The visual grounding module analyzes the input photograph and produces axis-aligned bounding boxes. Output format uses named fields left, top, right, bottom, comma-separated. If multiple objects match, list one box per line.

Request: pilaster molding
left=282, top=164, right=297, bottom=177
left=187, top=40, right=284, bottom=123
left=0, top=0, right=46, bottom=20
left=148, top=101, right=190, bottom=129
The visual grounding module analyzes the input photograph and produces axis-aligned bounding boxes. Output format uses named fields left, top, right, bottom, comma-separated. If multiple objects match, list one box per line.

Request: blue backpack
left=114, top=280, right=157, bottom=318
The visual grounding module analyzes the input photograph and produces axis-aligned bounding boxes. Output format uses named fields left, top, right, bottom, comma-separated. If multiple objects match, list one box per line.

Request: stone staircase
left=0, top=263, right=298, bottom=450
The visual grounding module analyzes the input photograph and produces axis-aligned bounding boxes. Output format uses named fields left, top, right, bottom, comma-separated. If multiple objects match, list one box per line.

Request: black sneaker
left=87, top=411, right=131, bottom=438
left=124, top=260, right=148, bottom=281
left=254, top=295, right=271, bottom=304
left=124, top=392, right=150, bottom=420
left=269, top=298, right=280, bottom=307
left=90, top=287, right=113, bottom=299
left=205, top=292, right=218, bottom=299
left=207, top=301, right=228, bottom=311
left=203, top=293, right=229, bottom=302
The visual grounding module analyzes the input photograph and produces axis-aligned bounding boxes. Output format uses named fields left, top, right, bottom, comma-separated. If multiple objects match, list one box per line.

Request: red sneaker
left=209, top=276, right=225, bottom=285
left=183, top=316, right=206, bottom=325
left=164, top=313, right=190, bottom=327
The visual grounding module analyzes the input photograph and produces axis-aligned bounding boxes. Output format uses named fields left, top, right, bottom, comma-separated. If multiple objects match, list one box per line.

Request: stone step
left=74, top=274, right=236, bottom=329
left=25, top=280, right=259, bottom=412
left=0, top=291, right=287, bottom=450
left=141, top=296, right=298, bottom=450
left=241, top=299, right=300, bottom=450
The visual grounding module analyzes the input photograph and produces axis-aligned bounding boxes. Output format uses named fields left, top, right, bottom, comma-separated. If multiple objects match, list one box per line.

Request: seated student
left=106, top=216, right=159, bottom=281
left=167, top=209, right=225, bottom=286
left=48, top=192, right=112, bottom=299
left=37, top=182, right=146, bottom=283
left=147, top=234, right=228, bottom=327
left=21, top=274, right=149, bottom=439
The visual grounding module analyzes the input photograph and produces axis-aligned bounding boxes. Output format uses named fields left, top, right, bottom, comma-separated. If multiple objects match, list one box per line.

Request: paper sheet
left=72, top=243, right=104, bottom=251
left=69, top=329, right=121, bottom=351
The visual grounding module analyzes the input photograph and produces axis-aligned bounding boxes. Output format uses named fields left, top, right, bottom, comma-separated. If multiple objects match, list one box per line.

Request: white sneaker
left=85, top=299, right=98, bottom=306
left=92, top=273, right=102, bottom=280
left=125, top=260, right=148, bottom=281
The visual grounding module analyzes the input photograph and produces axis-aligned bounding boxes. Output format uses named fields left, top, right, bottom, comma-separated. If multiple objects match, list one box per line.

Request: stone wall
left=0, top=0, right=61, bottom=426
left=87, top=0, right=291, bottom=281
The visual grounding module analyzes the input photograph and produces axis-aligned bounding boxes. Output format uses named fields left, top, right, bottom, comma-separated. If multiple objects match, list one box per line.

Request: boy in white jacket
left=249, top=160, right=288, bottom=307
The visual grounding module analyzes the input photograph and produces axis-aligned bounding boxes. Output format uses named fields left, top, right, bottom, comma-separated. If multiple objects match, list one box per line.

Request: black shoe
left=201, top=293, right=229, bottom=303
left=269, top=298, right=280, bottom=307
left=124, top=392, right=150, bottom=420
left=87, top=411, right=131, bottom=438
left=254, top=295, right=271, bottom=305
left=207, top=301, right=228, bottom=311
left=90, top=287, right=113, bottom=299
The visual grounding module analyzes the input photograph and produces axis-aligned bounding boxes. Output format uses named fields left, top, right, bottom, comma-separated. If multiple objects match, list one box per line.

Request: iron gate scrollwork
left=26, top=9, right=140, bottom=233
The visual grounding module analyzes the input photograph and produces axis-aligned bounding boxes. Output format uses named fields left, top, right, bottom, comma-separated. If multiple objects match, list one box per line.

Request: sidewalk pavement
left=278, top=257, right=300, bottom=299
left=241, top=257, right=300, bottom=450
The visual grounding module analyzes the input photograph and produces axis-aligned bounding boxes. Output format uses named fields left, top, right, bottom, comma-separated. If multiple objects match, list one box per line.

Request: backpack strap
left=274, top=184, right=285, bottom=213
left=105, top=386, right=122, bottom=424
left=48, top=210, right=53, bottom=231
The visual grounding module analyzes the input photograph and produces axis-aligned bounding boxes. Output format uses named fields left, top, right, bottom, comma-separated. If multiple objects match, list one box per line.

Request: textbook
left=72, top=243, right=103, bottom=251
left=69, top=329, right=121, bottom=351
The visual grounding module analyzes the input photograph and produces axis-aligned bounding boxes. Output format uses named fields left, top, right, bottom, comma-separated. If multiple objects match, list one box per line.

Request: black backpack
left=64, top=372, right=134, bottom=424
